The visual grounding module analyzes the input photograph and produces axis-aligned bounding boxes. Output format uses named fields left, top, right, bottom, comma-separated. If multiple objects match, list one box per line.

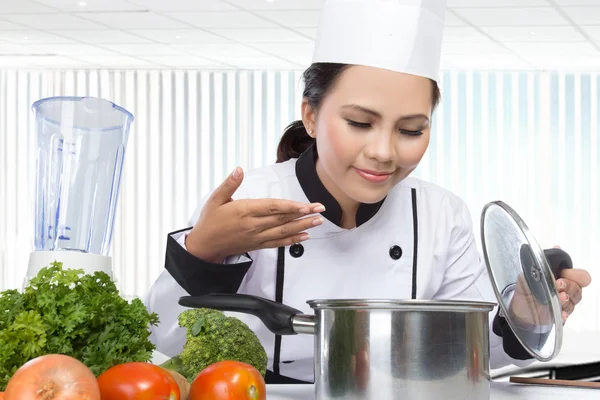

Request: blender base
left=24, top=251, right=113, bottom=289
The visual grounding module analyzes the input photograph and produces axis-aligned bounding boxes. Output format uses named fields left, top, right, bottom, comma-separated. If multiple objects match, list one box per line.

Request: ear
left=301, top=98, right=316, bottom=138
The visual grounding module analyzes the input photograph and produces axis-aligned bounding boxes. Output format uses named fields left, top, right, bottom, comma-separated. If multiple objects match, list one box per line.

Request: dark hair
left=276, top=63, right=442, bottom=163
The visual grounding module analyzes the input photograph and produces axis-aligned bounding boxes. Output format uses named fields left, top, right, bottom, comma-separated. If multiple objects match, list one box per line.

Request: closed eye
left=346, top=119, right=424, bottom=136
left=400, top=129, right=423, bottom=136
left=346, top=119, right=371, bottom=129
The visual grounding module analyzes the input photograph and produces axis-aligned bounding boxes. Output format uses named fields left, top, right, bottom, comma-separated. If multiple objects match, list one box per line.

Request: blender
left=26, top=96, right=134, bottom=287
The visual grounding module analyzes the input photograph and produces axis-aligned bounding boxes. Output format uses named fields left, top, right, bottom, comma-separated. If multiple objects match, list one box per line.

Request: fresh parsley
left=0, top=261, right=159, bottom=391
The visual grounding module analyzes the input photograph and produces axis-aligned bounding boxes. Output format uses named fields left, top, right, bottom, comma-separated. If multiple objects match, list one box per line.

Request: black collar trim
left=295, top=143, right=385, bottom=227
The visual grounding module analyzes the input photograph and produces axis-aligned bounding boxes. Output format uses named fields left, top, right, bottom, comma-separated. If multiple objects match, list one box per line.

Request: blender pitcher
left=26, top=96, right=134, bottom=286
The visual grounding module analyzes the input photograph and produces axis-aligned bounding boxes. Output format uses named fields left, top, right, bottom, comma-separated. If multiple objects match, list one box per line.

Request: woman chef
left=144, top=0, right=591, bottom=384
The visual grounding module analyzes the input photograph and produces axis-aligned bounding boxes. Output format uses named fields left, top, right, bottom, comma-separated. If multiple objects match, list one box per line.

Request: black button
left=389, top=245, right=402, bottom=260
left=290, top=244, right=304, bottom=258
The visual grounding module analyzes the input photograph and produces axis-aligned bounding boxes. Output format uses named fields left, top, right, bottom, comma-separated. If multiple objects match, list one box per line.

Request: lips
left=353, top=167, right=394, bottom=183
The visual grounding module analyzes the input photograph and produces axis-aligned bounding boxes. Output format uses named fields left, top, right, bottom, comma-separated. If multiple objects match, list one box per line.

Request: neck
left=340, top=212, right=358, bottom=229
left=315, top=159, right=359, bottom=229
left=294, top=143, right=386, bottom=229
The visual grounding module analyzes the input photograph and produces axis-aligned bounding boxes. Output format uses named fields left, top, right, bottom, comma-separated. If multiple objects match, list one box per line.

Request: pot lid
left=480, top=201, right=572, bottom=362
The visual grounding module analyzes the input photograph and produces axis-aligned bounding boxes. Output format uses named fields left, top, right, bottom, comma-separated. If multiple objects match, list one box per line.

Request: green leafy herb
left=0, top=261, right=159, bottom=391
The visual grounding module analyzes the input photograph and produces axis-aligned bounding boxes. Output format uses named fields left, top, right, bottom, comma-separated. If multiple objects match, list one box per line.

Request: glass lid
left=480, top=201, right=573, bottom=361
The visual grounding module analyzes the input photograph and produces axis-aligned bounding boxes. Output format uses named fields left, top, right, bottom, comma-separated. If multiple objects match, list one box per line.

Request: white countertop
left=266, top=381, right=599, bottom=399
left=151, top=329, right=600, bottom=399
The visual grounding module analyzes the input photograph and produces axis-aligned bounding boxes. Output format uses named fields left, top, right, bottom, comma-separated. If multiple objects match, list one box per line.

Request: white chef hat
left=312, top=0, right=447, bottom=83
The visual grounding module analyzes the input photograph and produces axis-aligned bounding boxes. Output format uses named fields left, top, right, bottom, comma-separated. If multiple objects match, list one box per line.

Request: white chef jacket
left=144, top=144, right=535, bottom=382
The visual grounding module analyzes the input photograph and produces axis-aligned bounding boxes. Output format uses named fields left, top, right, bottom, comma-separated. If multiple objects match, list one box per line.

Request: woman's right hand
left=185, top=167, right=325, bottom=263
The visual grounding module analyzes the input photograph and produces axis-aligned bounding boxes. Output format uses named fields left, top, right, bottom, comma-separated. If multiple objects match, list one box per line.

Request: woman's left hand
left=554, top=246, right=592, bottom=323
left=508, top=245, right=592, bottom=329
left=556, top=268, right=592, bottom=323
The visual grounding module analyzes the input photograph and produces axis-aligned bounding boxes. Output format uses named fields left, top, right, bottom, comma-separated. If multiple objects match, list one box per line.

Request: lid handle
left=543, top=248, right=573, bottom=280
left=178, top=293, right=302, bottom=335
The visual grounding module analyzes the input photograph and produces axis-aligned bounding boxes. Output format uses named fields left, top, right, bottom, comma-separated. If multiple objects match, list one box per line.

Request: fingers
left=256, top=215, right=324, bottom=246
left=555, top=267, right=591, bottom=324
left=557, top=276, right=583, bottom=305
left=559, top=286, right=569, bottom=328
left=260, top=233, right=313, bottom=249
left=253, top=212, right=321, bottom=230
left=245, top=199, right=325, bottom=217
left=558, top=291, right=572, bottom=324
left=557, top=274, right=585, bottom=323
left=564, top=280, right=583, bottom=305
left=207, top=167, right=244, bottom=206
left=559, top=291, right=575, bottom=314
left=559, top=268, right=592, bottom=288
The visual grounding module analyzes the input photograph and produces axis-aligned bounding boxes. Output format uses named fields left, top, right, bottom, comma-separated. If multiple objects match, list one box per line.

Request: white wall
left=0, top=68, right=598, bottom=339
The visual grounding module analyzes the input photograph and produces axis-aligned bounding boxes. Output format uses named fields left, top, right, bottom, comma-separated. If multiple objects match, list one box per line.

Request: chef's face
left=302, top=65, right=433, bottom=211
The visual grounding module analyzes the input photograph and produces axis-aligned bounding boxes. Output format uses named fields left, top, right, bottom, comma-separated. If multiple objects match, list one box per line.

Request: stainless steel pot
left=178, top=294, right=496, bottom=400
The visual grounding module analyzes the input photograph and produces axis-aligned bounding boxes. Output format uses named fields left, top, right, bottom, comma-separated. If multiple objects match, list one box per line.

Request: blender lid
left=480, top=201, right=568, bottom=362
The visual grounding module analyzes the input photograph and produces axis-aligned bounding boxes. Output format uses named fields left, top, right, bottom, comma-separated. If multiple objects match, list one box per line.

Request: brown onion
left=4, top=354, right=100, bottom=400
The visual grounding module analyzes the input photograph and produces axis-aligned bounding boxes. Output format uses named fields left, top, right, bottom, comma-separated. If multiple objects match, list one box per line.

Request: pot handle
left=178, top=293, right=303, bottom=335
left=543, top=248, right=573, bottom=280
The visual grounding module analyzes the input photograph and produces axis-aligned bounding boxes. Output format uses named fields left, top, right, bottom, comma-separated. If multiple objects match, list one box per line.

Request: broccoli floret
left=164, top=308, right=268, bottom=383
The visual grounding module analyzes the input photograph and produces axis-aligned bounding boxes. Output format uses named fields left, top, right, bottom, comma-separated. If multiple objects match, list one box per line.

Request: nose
left=363, top=130, right=394, bottom=163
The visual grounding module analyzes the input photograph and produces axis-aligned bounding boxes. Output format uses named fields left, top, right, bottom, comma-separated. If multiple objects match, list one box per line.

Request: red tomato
left=97, top=362, right=180, bottom=400
left=189, top=361, right=266, bottom=400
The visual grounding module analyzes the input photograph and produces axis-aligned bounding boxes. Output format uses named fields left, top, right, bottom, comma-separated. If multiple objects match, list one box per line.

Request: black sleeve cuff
left=492, top=313, right=551, bottom=360
left=492, top=310, right=538, bottom=361
left=164, top=228, right=253, bottom=296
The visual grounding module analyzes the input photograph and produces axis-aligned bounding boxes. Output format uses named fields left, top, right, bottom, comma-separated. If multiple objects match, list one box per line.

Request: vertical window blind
left=0, top=69, right=597, bottom=334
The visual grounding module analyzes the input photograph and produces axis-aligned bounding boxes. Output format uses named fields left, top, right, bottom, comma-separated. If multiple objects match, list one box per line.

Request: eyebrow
left=341, top=104, right=430, bottom=123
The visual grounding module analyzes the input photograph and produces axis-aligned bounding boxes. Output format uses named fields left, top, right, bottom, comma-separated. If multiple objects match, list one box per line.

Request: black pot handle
left=544, top=248, right=573, bottom=280
left=178, top=293, right=302, bottom=335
